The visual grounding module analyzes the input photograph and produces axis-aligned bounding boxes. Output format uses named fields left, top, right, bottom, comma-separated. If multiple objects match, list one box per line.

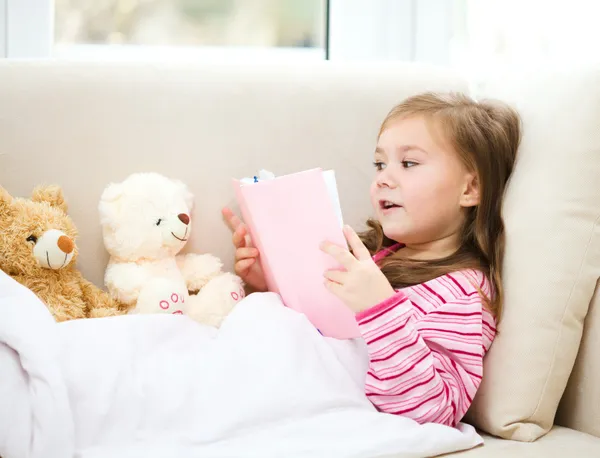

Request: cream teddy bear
left=98, top=172, right=244, bottom=327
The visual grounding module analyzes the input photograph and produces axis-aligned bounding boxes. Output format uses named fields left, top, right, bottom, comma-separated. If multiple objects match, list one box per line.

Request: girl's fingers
left=343, top=225, right=371, bottom=261
left=320, top=241, right=357, bottom=270
left=244, top=232, right=253, bottom=248
left=324, top=278, right=344, bottom=298
left=235, top=258, right=255, bottom=275
left=223, top=207, right=254, bottom=248
left=324, top=269, right=346, bottom=284
left=222, top=207, right=242, bottom=232
left=232, top=225, right=247, bottom=248
left=236, top=247, right=259, bottom=260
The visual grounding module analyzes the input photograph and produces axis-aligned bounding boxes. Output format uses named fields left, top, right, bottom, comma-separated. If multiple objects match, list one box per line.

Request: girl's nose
left=376, top=168, right=397, bottom=189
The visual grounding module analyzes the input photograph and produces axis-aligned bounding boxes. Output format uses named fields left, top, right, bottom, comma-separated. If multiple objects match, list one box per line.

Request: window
left=54, top=0, right=327, bottom=62
left=1, top=0, right=599, bottom=70
left=450, top=0, right=600, bottom=81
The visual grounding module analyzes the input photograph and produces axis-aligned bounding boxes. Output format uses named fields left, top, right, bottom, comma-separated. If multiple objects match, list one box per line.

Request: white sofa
left=0, top=60, right=599, bottom=457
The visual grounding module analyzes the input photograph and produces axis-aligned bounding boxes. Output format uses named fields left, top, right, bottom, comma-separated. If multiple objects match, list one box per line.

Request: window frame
left=0, top=0, right=453, bottom=63
left=1, top=0, right=53, bottom=58
left=0, top=0, right=6, bottom=58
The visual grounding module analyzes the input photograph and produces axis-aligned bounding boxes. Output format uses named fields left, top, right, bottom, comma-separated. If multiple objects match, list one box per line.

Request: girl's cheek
left=404, top=184, right=433, bottom=210
left=369, top=181, right=378, bottom=200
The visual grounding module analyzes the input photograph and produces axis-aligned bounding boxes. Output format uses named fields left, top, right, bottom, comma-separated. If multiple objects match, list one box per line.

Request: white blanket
left=0, top=271, right=483, bottom=458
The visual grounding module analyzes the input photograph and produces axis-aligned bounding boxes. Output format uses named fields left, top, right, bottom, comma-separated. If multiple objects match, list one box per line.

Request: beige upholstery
left=0, top=60, right=467, bottom=286
left=464, top=65, right=600, bottom=441
left=0, top=60, right=598, bottom=455
left=448, top=427, right=600, bottom=457
left=557, top=282, right=600, bottom=438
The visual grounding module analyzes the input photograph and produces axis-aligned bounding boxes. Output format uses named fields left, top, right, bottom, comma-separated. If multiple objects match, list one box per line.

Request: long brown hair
left=361, top=92, right=521, bottom=319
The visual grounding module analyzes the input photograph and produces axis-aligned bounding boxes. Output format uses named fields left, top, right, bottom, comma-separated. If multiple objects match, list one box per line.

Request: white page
left=322, top=170, right=344, bottom=228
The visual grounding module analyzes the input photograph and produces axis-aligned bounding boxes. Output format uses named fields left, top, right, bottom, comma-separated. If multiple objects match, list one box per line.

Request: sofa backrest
left=0, top=61, right=597, bottom=439
left=0, top=60, right=468, bottom=285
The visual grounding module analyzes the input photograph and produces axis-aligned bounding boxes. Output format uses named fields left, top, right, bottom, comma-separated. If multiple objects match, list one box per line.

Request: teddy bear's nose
left=178, top=213, right=190, bottom=225
left=57, top=235, right=74, bottom=254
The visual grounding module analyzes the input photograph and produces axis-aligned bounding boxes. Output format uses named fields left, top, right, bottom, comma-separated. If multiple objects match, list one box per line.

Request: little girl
left=222, top=91, right=520, bottom=427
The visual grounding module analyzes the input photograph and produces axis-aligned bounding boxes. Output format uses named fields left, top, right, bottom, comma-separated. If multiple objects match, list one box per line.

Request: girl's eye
left=402, top=161, right=418, bottom=168
left=156, top=219, right=162, bottom=226
left=373, top=161, right=386, bottom=171
left=26, top=235, right=38, bottom=244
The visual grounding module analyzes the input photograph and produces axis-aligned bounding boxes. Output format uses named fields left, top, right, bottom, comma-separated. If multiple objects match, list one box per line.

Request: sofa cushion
left=445, top=427, right=600, bottom=458
left=556, top=282, right=600, bottom=438
left=464, top=64, right=600, bottom=440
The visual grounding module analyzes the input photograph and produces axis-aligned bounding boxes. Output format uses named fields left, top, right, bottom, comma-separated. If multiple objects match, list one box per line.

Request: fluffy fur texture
left=0, top=184, right=122, bottom=321
left=99, top=172, right=244, bottom=327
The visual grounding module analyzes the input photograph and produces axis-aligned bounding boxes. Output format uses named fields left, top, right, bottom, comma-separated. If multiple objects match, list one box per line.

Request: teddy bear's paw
left=186, top=273, right=245, bottom=327
left=88, top=306, right=123, bottom=319
left=178, top=253, right=225, bottom=291
left=157, top=292, right=186, bottom=315
left=51, top=307, right=84, bottom=323
left=136, top=279, right=188, bottom=315
left=137, top=291, right=186, bottom=315
left=105, top=263, right=149, bottom=305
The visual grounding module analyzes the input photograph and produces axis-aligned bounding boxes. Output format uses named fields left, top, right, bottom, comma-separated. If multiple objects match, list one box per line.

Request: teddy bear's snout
left=57, top=235, right=74, bottom=254
left=33, top=229, right=75, bottom=270
left=178, top=213, right=190, bottom=225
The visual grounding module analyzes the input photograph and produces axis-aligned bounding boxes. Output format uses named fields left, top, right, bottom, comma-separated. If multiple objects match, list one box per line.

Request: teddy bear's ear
left=98, top=182, right=124, bottom=228
left=99, top=182, right=124, bottom=203
left=0, top=185, right=13, bottom=217
left=31, top=185, right=68, bottom=213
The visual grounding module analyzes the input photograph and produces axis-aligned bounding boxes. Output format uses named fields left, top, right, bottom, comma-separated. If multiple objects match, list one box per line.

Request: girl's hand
left=222, top=207, right=268, bottom=293
left=320, top=225, right=396, bottom=314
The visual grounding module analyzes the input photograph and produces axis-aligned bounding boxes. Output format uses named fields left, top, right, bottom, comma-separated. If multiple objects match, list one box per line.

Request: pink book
left=233, top=168, right=361, bottom=339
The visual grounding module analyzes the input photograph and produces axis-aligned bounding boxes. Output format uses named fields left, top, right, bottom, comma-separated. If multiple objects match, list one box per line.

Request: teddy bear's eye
left=156, top=219, right=162, bottom=226
left=26, top=235, right=38, bottom=244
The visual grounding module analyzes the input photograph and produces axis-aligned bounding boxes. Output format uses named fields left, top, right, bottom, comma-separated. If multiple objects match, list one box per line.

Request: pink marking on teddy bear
left=159, top=300, right=170, bottom=310
left=230, top=288, right=246, bottom=302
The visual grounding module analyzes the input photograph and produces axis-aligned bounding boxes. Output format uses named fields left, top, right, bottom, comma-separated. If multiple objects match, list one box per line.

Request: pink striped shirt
left=356, top=244, right=496, bottom=427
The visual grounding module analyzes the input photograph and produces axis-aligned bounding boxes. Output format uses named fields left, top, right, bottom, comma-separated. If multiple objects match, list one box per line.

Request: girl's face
left=370, top=115, right=479, bottom=249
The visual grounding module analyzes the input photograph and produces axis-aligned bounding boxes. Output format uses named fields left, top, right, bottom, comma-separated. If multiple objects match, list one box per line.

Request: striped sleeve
left=355, top=287, right=495, bottom=427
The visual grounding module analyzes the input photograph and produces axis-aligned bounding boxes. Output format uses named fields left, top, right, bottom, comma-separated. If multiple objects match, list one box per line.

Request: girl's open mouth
left=379, top=200, right=402, bottom=210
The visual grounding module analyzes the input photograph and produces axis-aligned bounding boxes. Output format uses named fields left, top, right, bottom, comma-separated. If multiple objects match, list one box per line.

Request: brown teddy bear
left=0, top=184, right=122, bottom=322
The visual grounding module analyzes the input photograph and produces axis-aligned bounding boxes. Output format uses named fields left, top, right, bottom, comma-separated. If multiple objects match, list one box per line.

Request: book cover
left=233, top=168, right=361, bottom=339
